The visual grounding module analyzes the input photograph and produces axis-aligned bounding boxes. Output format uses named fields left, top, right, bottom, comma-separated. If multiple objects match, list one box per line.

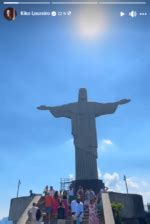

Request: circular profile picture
left=4, top=7, right=17, bottom=21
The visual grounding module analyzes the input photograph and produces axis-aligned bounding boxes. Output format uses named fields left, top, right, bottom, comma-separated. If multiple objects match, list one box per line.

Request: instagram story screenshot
left=0, top=0, right=150, bottom=223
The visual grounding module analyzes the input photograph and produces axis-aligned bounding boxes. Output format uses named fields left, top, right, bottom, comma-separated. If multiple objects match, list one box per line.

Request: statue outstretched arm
left=37, top=105, right=51, bottom=110
left=37, top=104, right=72, bottom=118
left=94, top=99, right=131, bottom=117
left=117, top=99, right=131, bottom=105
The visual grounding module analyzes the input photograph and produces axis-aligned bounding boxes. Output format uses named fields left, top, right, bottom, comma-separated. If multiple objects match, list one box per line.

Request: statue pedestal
left=72, top=179, right=104, bottom=194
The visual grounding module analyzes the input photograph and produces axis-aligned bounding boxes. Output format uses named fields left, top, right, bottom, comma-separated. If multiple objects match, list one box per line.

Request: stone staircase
left=17, top=195, right=41, bottom=224
left=36, top=197, right=105, bottom=224
left=24, top=194, right=114, bottom=224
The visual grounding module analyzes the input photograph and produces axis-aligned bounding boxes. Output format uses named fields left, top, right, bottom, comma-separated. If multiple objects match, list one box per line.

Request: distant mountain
left=0, top=217, right=12, bottom=224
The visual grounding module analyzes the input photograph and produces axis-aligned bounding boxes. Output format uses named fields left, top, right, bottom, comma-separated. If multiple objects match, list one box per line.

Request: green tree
left=112, top=202, right=123, bottom=224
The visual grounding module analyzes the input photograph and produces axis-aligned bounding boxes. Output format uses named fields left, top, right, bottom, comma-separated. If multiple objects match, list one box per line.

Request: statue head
left=78, top=88, right=88, bottom=102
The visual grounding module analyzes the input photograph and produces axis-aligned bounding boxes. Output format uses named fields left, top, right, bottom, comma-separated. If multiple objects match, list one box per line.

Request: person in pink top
left=88, top=199, right=99, bottom=224
left=52, top=191, right=60, bottom=216
left=62, top=190, right=69, bottom=217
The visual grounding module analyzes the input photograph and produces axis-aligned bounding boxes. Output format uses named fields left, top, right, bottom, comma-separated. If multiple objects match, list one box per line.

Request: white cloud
left=98, top=139, right=115, bottom=152
left=65, top=138, right=115, bottom=153
left=69, top=174, right=75, bottom=180
left=98, top=168, right=102, bottom=179
left=103, top=172, right=121, bottom=191
left=126, top=177, right=139, bottom=189
left=141, top=181, right=148, bottom=187
left=141, top=192, right=150, bottom=205
left=103, top=139, right=113, bottom=145
left=101, top=172, right=150, bottom=205
left=63, top=138, right=150, bottom=206
left=60, top=138, right=74, bottom=152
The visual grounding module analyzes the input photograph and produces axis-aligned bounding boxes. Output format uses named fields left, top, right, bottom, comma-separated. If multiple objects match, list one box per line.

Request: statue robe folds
left=49, top=102, right=118, bottom=180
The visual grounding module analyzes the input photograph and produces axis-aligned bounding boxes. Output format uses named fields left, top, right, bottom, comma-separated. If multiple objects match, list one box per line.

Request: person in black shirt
left=36, top=208, right=42, bottom=222
left=57, top=202, right=66, bottom=224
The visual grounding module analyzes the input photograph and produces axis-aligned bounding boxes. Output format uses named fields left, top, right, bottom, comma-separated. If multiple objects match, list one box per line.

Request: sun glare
left=75, top=7, right=107, bottom=40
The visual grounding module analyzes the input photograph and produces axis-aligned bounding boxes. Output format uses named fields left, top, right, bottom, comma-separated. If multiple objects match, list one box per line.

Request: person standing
left=28, top=203, right=39, bottom=224
left=44, top=192, right=54, bottom=224
left=57, top=202, right=66, bottom=224
left=88, top=199, right=99, bottom=224
left=29, top=190, right=35, bottom=197
left=62, top=190, right=69, bottom=217
left=52, top=191, right=60, bottom=216
left=84, top=189, right=90, bottom=207
left=43, top=185, right=49, bottom=196
left=68, top=185, right=74, bottom=204
left=49, top=186, right=55, bottom=197
left=89, top=189, right=95, bottom=200
left=77, top=186, right=84, bottom=202
left=36, top=208, right=42, bottom=224
left=71, top=197, right=84, bottom=224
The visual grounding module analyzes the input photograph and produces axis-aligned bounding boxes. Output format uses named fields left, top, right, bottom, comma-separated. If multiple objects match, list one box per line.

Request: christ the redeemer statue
left=37, top=88, right=130, bottom=181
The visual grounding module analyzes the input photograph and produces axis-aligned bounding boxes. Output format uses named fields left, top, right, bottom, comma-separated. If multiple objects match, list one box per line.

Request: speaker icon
left=129, top=11, right=137, bottom=18
left=120, top=11, right=125, bottom=17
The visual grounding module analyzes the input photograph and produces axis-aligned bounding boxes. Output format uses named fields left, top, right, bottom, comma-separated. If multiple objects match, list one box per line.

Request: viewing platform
left=9, top=192, right=146, bottom=224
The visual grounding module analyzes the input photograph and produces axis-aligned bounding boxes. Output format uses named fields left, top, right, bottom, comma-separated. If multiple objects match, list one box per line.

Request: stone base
left=72, top=179, right=104, bottom=194
left=109, top=192, right=145, bottom=219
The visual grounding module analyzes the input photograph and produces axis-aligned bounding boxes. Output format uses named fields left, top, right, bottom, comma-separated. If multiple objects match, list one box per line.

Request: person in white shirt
left=28, top=203, right=38, bottom=224
left=71, top=197, right=84, bottom=224
left=49, top=186, right=55, bottom=197
left=68, top=186, right=74, bottom=203
left=68, top=186, right=74, bottom=197
left=71, top=199, right=78, bottom=215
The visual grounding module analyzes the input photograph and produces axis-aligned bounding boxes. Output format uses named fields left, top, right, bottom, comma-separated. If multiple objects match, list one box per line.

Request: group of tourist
left=27, top=185, right=108, bottom=224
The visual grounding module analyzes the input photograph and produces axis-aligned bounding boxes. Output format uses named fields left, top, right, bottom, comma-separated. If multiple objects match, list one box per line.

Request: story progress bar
left=3, top=1, right=147, bottom=5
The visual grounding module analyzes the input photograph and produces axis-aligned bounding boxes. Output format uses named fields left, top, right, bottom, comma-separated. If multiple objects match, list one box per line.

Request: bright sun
left=75, top=7, right=107, bottom=40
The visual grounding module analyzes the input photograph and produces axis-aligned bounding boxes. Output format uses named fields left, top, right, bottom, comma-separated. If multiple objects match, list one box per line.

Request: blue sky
left=0, top=2, right=150, bottom=219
